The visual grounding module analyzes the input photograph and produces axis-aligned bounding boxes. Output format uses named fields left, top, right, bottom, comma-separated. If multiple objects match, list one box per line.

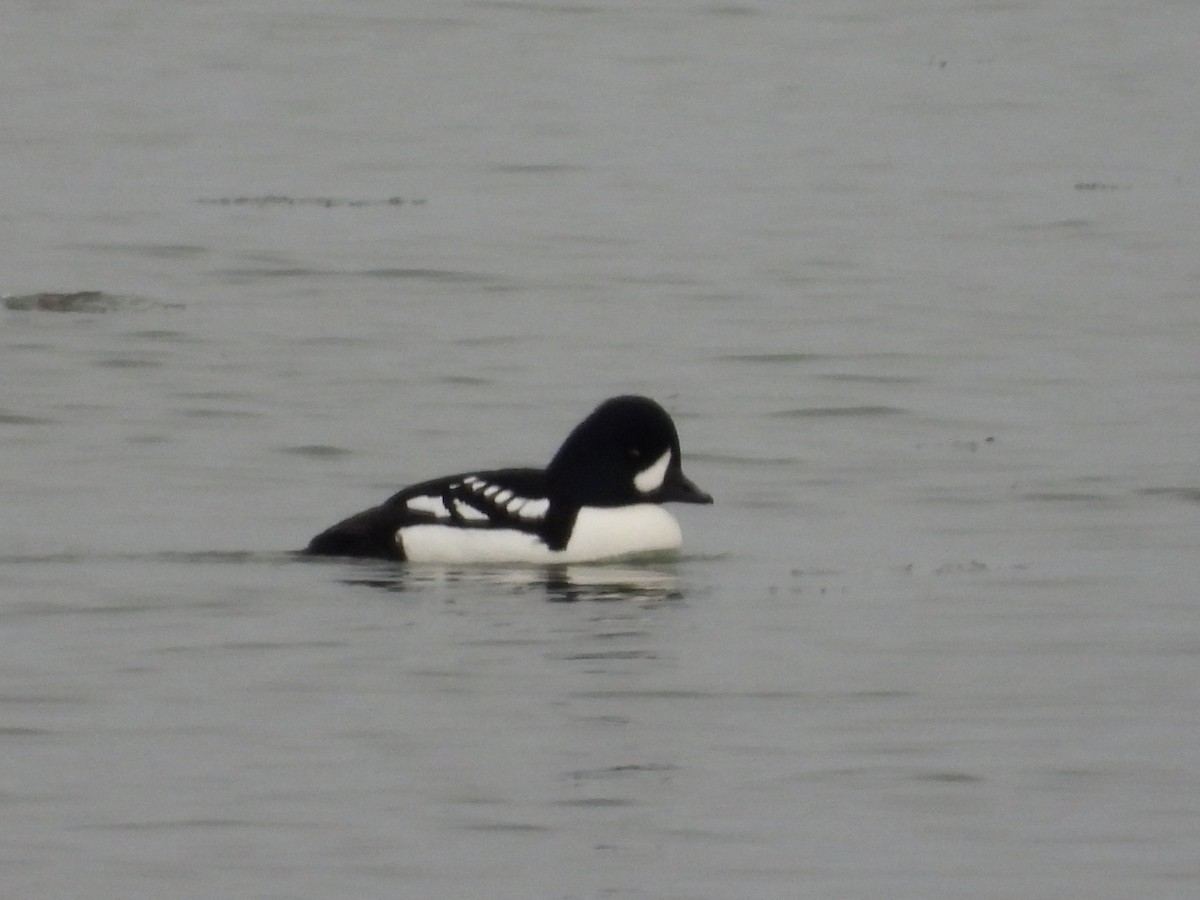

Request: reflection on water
left=0, top=550, right=688, bottom=605
left=331, top=559, right=686, bottom=603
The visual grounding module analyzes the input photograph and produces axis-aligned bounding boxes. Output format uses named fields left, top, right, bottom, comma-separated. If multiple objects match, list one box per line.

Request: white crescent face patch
left=633, top=448, right=672, bottom=494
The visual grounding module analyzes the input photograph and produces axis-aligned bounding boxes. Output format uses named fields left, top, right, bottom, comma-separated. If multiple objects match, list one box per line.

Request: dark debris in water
left=3, top=291, right=181, bottom=313
left=1138, top=487, right=1200, bottom=505
left=278, top=444, right=353, bottom=459
left=772, top=405, right=906, bottom=418
left=913, top=770, right=985, bottom=784
left=0, top=410, right=56, bottom=425
left=932, top=560, right=988, bottom=575
left=198, top=195, right=426, bottom=208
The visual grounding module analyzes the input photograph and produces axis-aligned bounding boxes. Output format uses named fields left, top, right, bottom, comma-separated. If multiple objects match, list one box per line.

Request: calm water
left=3, top=1, right=1198, bottom=897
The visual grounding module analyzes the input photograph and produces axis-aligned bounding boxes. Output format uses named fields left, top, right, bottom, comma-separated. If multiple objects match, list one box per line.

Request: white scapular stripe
left=460, top=476, right=547, bottom=521
left=406, top=495, right=450, bottom=518
left=633, top=449, right=672, bottom=494
left=453, top=498, right=489, bottom=521
left=518, top=497, right=550, bottom=519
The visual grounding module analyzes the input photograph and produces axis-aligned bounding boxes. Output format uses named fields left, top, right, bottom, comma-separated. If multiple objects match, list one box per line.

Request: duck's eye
left=628, top=447, right=642, bottom=459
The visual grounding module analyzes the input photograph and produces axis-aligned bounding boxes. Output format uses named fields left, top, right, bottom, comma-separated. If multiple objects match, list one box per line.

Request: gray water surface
left=2, top=1, right=1198, bottom=898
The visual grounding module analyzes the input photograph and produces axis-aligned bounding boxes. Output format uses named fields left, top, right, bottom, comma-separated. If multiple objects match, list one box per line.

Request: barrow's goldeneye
left=305, top=395, right=712, bottom=563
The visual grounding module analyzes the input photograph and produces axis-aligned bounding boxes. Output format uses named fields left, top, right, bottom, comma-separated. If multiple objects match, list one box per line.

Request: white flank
left=633, top=449, right=672, bottom=494
left=406, top=494, right=450, bottom=518
left=567, top=505, right=682, bottom=559
left=398, top=504, right=682, bottom=564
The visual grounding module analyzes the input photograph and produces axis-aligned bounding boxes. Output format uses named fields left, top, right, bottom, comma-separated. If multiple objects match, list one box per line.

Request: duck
left=305, top=395, right=712, bottom=563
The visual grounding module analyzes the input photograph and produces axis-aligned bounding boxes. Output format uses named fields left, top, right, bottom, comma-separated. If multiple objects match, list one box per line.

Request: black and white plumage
left=305, top=395, right=712, bottom=563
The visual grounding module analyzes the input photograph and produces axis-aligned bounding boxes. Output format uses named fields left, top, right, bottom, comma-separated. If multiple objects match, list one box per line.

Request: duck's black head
left=546, top=395, right=713, bottom=508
